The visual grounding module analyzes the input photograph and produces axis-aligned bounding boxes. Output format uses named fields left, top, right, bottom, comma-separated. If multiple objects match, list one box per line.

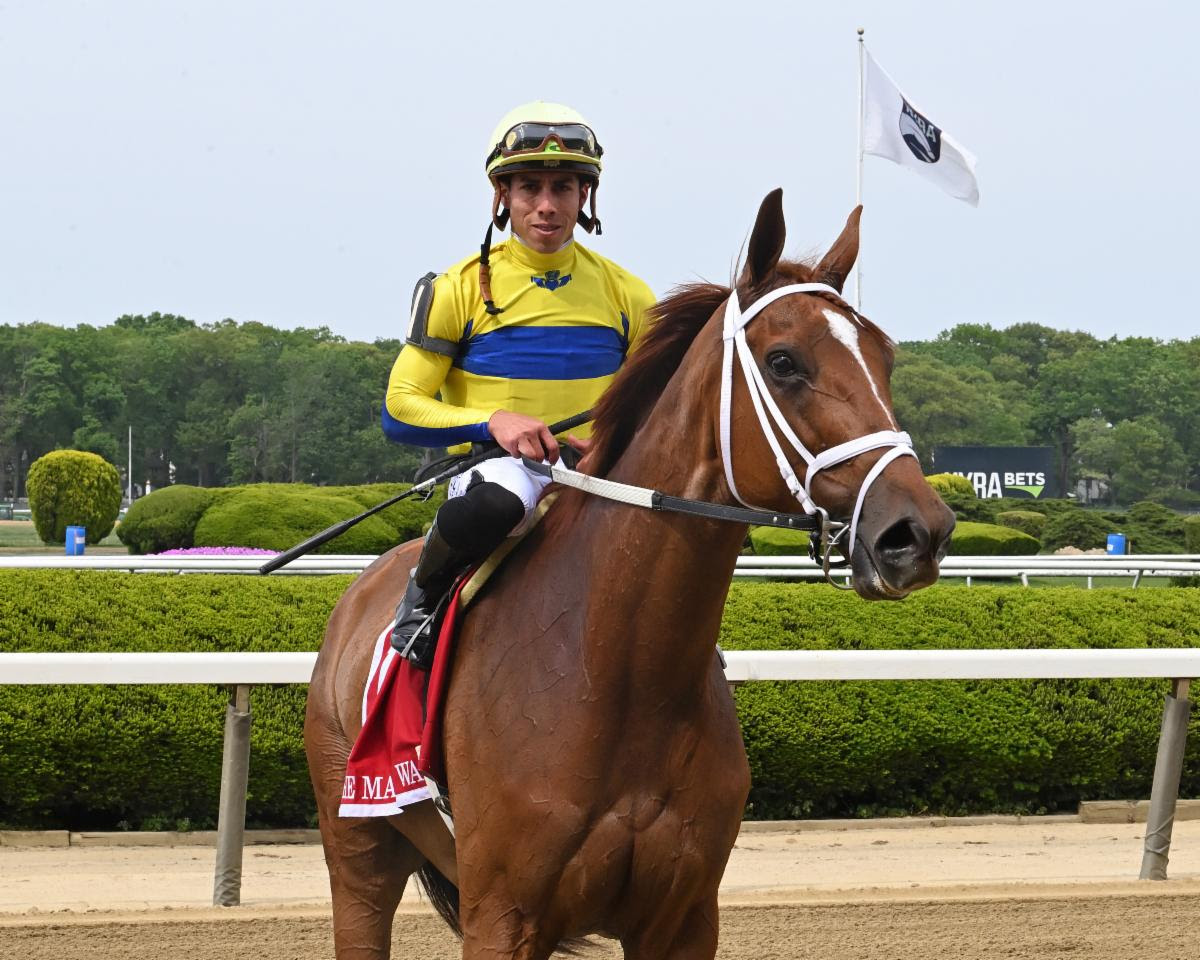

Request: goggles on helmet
left=486, top=121, right=603, bottom=169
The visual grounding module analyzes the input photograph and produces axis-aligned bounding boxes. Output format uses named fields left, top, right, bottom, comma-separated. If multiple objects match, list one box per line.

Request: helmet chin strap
left=577, top=181, right=601, bottom=235
left=477, top=190, right=509, bottom=316
left=719, top=283, right=917, bottom=565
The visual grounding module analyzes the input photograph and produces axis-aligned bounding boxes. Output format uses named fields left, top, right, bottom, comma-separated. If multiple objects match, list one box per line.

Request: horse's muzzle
left=850, top=500, right=956, bottom=599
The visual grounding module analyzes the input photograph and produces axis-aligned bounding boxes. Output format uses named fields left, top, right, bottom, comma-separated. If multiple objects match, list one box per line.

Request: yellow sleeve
left=381, top=277, right=496, bottom=446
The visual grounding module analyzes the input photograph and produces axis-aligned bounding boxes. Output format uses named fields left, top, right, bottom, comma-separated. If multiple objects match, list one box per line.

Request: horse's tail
left=415, top=862, right=461, bottom=937
left=416, top=862, right=597, bottom=954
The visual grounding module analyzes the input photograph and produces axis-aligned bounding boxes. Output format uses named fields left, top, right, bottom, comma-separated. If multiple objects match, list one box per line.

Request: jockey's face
left=500, top=172, right=589, bottom=254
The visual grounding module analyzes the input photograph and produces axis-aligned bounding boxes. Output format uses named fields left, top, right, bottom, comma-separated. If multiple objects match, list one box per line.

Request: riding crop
left=258, top=409, right=594, bottom=575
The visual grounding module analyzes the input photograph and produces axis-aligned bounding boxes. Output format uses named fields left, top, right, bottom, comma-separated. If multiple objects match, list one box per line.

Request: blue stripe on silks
left=454, top=325, right=626, bottom=380
left=380, top=404, right=491, bottom=447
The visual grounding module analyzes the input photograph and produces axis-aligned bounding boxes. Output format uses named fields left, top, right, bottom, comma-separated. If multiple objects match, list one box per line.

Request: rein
left=521, top=457, right=851, bottom=583
left=527, top=283, right=917, bottom=588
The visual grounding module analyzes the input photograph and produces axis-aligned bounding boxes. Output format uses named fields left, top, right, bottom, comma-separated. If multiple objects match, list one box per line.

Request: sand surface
left=3, top=818, right=1199, bottom=958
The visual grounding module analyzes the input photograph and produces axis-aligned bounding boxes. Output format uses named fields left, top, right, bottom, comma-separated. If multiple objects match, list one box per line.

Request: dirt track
left=4, top=819, right=1200, bottom=958
left=3, top=896, right=1200, bottom=959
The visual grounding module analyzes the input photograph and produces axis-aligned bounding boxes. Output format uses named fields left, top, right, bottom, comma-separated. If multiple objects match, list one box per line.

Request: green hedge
left=1042, top=510, right=1113, bottom=552
left=748, top=526, right=810, bottom=556
left=26, top=450, right=122, bottom=544
left=0, top=572, right=347, bottom=829
left=925, top=473, right=974, bottom=497
left=116, top=482, right=440, bottom=555
left=117, top=485, right=218, bottom=554
left=946, top=521, right=1040, bottom=556
left=1123, top=501, right=1186, bottom=554
left=751, top=521, right=1041, bottom=557
left=1187, top=516, right=1200, bottom=553
left=193, top=488, right=401, bottom=554
left=1, top=573, right=1198, bottom=826
left=996, top=510, right=1047, bottom=540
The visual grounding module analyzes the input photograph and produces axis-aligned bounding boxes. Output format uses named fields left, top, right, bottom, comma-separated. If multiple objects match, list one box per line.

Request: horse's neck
left=574, top=371, right=745, bottom=688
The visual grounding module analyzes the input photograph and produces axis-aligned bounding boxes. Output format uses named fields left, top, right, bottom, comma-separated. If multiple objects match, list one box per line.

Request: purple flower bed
left=151, top=546, right=278, bottom=557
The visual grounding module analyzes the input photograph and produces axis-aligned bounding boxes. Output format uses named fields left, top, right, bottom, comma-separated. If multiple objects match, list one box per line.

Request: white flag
left=863, top=50, right=980, bottom=206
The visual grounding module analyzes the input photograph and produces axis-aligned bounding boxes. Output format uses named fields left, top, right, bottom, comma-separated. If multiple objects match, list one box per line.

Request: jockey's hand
left=488, top=410, right=560, bottom=463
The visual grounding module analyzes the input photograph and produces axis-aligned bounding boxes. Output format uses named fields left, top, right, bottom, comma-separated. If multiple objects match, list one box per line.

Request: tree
left=1107, top=418, right=1187, bottom=503
left=890, top=353, right=1032, bottom=468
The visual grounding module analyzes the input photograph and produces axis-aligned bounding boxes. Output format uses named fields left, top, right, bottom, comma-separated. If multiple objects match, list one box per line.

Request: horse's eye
left=767, top=351, right=797, bottom=378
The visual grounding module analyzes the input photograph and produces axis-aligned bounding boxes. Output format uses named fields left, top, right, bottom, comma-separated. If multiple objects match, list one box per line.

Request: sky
left=2, top=1, right=1196, bottom=346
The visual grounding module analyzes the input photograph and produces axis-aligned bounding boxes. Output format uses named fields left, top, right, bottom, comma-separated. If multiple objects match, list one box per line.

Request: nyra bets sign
left=932, top=446, right=1059, bottom=499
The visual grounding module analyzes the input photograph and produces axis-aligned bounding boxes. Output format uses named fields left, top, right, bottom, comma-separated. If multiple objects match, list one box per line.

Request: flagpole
left=855, top=26, right=865, bottom=312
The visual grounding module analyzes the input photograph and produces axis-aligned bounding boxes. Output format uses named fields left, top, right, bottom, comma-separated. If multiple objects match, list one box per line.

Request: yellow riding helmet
left=485, top=101, right=603, bottom=182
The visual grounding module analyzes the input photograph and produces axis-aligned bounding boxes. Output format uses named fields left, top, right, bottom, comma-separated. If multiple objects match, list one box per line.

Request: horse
left=305, top=188, right=956, bottom=959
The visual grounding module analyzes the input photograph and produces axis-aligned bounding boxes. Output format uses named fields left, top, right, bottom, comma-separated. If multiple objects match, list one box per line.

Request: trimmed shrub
left=1001, top=497, right=1076, bottom=517
left=748, top=526, right=809, bottom=556
left=924, top=473, right=992, bottom=523
left=117, top=485, right=217, bottom=554
left=193, top=487, right=401, bottom=554
left=948, top=521, right=1039, bottom=556
left=2, top=574, right=1200, bottom=826
left=326, top=483, right=443, bottom=542
left=1042, top=509, right=1111, bottom=552
left=1186, top=515, right=1200, bottom=553
left=996, top=510, right=1047, bottom=540
left=26, top=450, right=122, bottom=544
left=1123, top=501, right=1186, bottom=554
left=925, top=473, right=974, bottom=497
left=0, top=571, right=346, bottom=829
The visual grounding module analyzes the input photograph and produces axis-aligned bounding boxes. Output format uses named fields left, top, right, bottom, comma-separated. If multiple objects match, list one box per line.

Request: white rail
left=4, top=648, right=1200, bottom=685
left=3, top=553, right=1200, bottom=584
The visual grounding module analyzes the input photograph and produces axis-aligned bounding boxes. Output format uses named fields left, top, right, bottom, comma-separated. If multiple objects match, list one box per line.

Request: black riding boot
left=390, top=475, right=527, bottom=669
left=390, top=521, right=469, bottom=669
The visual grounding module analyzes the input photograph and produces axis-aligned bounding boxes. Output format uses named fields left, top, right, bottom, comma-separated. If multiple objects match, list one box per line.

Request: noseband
left=720, top=283, right=916, bottom=578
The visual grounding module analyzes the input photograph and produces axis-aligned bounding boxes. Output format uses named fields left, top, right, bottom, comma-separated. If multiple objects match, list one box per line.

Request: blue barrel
left=1106, top=533, right=1127, bottom=555
left=65, top=525, right=87, bottom=556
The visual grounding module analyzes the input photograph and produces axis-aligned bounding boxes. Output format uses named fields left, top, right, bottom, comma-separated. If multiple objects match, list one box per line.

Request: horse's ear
left=740, top=188, right=786, bottom=287
left=815, top=205, right=863, bottom=293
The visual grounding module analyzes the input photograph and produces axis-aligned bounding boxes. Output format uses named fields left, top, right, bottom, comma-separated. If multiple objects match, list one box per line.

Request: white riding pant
left=446, top=456, right=552, bottom=536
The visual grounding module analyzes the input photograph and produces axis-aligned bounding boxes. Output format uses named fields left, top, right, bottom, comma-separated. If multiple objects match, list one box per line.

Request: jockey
left=382, top=101, right=656, bottom=667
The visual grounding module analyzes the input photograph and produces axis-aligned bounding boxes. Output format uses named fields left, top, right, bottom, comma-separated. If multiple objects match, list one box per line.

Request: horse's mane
left=584, top=281, right=730, bottom=478
left=584, top=259, right=894, bottom=480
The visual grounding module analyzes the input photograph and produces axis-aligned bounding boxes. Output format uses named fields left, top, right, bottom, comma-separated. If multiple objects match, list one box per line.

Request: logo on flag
left=862, top=49, right=979, bottom=206
left=899, top=100, right=940, bottom=163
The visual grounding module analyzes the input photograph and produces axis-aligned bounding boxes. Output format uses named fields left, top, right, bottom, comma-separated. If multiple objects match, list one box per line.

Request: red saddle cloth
left=337, top=581, right=465, bottom=817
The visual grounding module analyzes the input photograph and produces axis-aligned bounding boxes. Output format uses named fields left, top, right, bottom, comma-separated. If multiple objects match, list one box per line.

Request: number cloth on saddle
left=338, top=495, right=557, bottom=817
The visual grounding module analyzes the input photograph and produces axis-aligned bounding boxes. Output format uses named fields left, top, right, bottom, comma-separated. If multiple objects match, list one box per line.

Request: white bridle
left=719, top=283, right=917, bottom=560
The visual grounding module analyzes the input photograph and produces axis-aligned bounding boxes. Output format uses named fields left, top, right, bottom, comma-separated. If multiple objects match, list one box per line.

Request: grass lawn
left=0, top=519, right=125, bottom=554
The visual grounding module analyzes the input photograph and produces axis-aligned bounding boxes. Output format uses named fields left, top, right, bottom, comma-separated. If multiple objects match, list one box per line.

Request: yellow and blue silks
left=383, top=237, right=655, bottom=453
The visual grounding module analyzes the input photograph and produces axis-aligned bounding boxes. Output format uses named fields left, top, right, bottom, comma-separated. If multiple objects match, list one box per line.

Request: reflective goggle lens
left=499, top=122, right=601, bottom=159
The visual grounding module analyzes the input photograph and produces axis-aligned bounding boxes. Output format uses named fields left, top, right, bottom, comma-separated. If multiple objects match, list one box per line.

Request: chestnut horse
left=305, top=189, right=955, bottom=958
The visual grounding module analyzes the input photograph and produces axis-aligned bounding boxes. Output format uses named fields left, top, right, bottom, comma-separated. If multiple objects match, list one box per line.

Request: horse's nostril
left=876, top=518, right=923, bottom=556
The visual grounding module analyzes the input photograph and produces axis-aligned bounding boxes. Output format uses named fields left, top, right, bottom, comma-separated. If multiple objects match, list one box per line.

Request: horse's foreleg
left=458, top=895, right=564, bottom=960
left=621, top=897, right=719, bottom=960
left=319, top=812, right=424, bottom=960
